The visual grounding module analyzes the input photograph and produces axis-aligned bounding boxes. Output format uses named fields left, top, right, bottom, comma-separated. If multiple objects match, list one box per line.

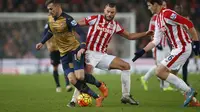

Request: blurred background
left=0, top=0, right=199, bottom=74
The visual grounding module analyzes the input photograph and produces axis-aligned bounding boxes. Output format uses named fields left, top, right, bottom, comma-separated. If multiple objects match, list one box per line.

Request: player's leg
left=97, top=54, right=138, bottom=105
left=182, top=58, right=189, bottom=85
left=156, top=45, right=196, bottom=107
left=50, top=51, right=61, bottom=92
left=64, top=73, right=73, bottom=92
left=72, top=50, right=104, bottom=107
left=68, top=51, right=108, bottom=107
left=81, top=50, right=108, bottom=97
left=156, top=65, right=195, bottom=107
left=53, top=50, right=73, bottom=92
left=157, top=46, right=174, bottom=91
left=141, top=65, right=156, bottom=91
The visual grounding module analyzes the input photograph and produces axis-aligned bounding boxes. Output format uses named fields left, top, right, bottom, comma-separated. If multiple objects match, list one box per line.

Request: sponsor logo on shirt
left=96, top=25, right=113, bottom=34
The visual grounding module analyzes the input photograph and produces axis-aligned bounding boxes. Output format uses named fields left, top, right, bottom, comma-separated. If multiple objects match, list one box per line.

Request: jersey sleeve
left=115, top=22, right=124, bottom=34
left=163, top=10, right=194, bottom=29
left=65, top=14, right=87, bottom=48
left=84, top=15, right=98, bottom=25
left=65, top=14, right=79, bottom=29
left=152, top=21, right=162, bottom=46
left=148, top=16, right=156, bottom=31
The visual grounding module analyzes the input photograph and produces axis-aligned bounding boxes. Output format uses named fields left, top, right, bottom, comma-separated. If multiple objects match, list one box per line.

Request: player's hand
left=192, top=41, right=200, bottom=56
left=36, top=43, right=44, bottom=50
left=132, top=49, right=146, bottom=62
left=145, top=30, right=154, bottom=37
left=77, top=48, right=85, bottom=60
left=156, top=43, right=163, bottom=50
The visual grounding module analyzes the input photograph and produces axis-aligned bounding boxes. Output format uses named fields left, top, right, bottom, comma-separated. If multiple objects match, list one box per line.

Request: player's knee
left=67, top=73, right=76, bottom=85
left=155, top=65, right=168, bottom=80
left=121, top=63, right=130, bottom=70
left=75, top=69, right=85, bottom=80
left=85, top=65, right=93, bottom=74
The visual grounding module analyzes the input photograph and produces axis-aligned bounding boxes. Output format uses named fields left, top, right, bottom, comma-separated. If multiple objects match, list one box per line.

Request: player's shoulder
left=162, top=9, right=178, bottom=20
left=151, top=14, right=157, bottom=21
left=162, top=8, right=177, bottom=16
left=48, top=15, right=54, bottom=21
left=85, top=14, right=99, bottom=20
left=61, top=12, right=73, bottom=19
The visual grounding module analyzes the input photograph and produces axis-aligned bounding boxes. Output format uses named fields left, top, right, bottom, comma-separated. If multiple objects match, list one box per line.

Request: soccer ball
left=77, top=93, right=92, bottom=107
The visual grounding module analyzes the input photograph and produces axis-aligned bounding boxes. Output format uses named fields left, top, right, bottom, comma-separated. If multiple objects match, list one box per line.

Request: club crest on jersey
left=170, top=13, right=177, bottom=20
left=71, top=20, right=77, bottom=26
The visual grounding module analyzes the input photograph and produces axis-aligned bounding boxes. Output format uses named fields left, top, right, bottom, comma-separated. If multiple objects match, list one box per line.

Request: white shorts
left=85, top=50, right=116, bottom=70
left=161, top=44, right=192, bottom=71
left=152, top=46, right=171, bottom=63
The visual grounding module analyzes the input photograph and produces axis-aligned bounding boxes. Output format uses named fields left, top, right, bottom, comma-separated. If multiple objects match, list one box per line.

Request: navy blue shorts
left=50, top=50, right=60, bottom=66
left=61, top=47, right=84, bottom=75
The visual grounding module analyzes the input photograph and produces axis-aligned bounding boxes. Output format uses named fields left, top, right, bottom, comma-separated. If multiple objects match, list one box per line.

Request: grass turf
left=0, top=74, right=199, bottom=112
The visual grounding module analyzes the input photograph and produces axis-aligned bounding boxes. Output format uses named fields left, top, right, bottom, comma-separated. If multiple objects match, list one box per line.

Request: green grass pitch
left=0, top=74, right=199, bottom=112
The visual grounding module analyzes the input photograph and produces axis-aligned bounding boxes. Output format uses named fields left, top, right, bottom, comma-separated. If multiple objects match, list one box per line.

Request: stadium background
left=0, top=0, right=199, bottom=74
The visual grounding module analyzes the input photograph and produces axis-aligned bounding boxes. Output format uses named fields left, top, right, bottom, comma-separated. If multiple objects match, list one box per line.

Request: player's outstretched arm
left=78, top=19, right=87, bottom=26
left=36, top=31, right=53, bottom=50
left=132, top=42, right=155, bottom=62
left=189, top=27, right=200, bottom=55
left=119, top=30, right=154, bottom=40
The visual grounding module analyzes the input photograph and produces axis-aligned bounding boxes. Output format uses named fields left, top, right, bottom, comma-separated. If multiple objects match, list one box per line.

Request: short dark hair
left=45, top=0, right=60, bottom=6
left=106, top=2, right=117, bottom=8
left=146, top=0, right=163, bottom=5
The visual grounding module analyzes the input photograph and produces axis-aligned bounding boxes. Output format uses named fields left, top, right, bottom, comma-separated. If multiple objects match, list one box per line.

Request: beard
left=104, top=15, right=114, bottom=21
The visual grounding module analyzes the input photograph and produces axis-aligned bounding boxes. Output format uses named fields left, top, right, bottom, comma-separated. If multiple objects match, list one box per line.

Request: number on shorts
left=167, top=55, right=175, bottom=61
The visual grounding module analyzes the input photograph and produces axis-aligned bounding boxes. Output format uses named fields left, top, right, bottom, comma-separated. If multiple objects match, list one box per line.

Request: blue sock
left=74, top=80, right=99, bottom=99
left=84, top=73, right=101, bottom=88
left=64, top=74, right=70, bottom=86
left=53, top=70, right=60, bottom=87
left=182, top=59, right=189, bottom=85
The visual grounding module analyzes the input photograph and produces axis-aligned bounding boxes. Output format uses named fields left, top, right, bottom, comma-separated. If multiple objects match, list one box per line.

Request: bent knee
left=121, top=63, right=130, bottom=70
left=68, top=73, right=77, bottom=84
left=155, top=65, right=169, bottom=80
left=85, top=65, right=93, bottom=74
left=75, top=69, right=85, bottom=80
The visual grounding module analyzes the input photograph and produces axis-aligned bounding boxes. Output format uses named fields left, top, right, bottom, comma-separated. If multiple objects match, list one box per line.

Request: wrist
left=142, top=48, right=147, bottom=53
left=80, top=42, right=86, bottom=49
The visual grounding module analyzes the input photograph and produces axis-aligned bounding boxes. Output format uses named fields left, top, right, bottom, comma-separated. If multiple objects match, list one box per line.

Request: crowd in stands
left=0, top=0, right=200, bottom=58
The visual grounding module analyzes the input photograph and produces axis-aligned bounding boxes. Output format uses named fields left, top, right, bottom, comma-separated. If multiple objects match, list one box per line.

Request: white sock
left=165, top=73, right=190, bottom=92
left=143, top=65, right=156, bottom=81
left=158, top=77, right=170, bottom=88
left=71, top=88, right=80, bottom=103
left=163, top=81, right=170, bottom=88
left=121, top=70, right=131, bottom=97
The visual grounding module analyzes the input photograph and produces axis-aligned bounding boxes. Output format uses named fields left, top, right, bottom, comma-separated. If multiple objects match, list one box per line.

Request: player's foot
left=163, top=86, right=175, bottom=91
left=67, top=101, right=76, bottom=108
left=66, top=85, right=73, bottom=92
left=96, top=96, right=104, bottom=107
left=140, top=76, right=148, bottom=91
left=189, top=101, right=200, bottom=107
left=99, top=82, right=108, bottom=98
left=121, top=95, right=139, bottom=105
left=183, top=88, right=195, bottom=107
left=56, top=87, right=62, bottom=92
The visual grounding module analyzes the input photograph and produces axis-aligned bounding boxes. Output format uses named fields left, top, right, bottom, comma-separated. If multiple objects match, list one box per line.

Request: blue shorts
left=50, top=50, right=60, bottom=66
left=61, top=47, right=84, bottom=75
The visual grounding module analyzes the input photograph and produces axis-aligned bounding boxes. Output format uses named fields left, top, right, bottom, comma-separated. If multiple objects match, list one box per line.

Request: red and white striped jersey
left=153, top=8, right=193, bottom=48
left=149, top=14, right=168, bottom=47
left=84, top=14, right=124, bottom=53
